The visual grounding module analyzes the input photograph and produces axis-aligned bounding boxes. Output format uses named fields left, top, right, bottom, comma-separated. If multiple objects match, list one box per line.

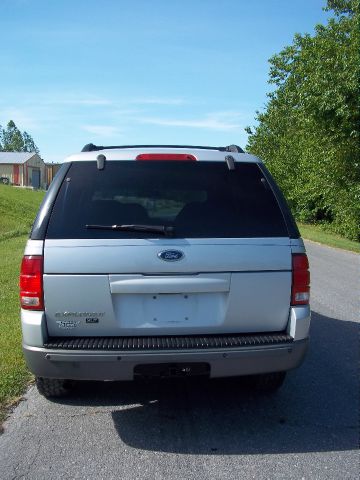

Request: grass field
left=0, top=185, right=45, bottom=423
left=0, top=185, right=45, bottom=240
left=0, top=184, right=358, bottom=423
left=298, top=223, right=360, bottom=253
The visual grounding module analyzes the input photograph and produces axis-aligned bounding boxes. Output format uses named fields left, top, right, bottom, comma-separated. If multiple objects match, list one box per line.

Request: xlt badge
left=86, top=318, right=99, bottom=324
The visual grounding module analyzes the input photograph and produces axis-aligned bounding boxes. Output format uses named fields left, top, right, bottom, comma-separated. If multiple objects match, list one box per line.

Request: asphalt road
left=0, top=241, right=359, bottom=480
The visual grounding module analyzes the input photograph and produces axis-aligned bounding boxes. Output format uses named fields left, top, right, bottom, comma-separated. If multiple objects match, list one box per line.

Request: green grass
left=0, top=185, right=45, bottom=423
left=0, top=185, right=45, bottom=240
left=0, top=236, right=33, bottom=422
left=298, top=223, right=360, bottom=253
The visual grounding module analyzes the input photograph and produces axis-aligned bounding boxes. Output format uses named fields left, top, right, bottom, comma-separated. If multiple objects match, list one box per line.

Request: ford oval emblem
left=158, top=250, right=185, bottom=262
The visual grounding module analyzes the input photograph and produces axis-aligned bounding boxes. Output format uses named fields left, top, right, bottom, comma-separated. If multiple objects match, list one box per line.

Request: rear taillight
left=291, top=253, right=310, bottom=306
left=136, top=153, right=197, bottom=161
left=20, top=255, right=44, bottom=310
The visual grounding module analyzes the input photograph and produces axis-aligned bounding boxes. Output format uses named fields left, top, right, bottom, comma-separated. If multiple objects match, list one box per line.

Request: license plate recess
left=134, top=362, right=210, bottom=379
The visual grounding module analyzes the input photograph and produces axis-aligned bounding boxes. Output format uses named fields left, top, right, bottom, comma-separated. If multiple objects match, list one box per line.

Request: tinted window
left=46, top=161, right=288, bottom=238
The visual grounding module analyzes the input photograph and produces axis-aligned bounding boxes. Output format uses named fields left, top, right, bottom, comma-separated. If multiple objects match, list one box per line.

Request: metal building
left=0, top=152, right=46, bottom=189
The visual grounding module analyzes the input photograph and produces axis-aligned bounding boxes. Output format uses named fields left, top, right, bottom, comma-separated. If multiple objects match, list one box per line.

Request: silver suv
left=20, top=144, right=310, bottom=397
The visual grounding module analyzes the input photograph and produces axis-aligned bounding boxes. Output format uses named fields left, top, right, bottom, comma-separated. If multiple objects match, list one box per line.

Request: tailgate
left=43, top=238, right=292, bottom=337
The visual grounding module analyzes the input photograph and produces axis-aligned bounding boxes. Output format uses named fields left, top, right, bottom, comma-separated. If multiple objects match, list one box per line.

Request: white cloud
left=81, top=124, right=123, bottom=137
left=57, top=97, right=113, bottom=106
left=138, top=113, right=242, bottom=131
left=32, top=94, right=184, bottom=108
left=129, top=97, right=185, bottom=106
left=0, top=108, right=41, bottom=130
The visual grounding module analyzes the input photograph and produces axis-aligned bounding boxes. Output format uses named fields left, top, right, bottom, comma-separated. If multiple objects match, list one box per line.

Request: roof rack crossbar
left=81, top=143, right=244, bottom=153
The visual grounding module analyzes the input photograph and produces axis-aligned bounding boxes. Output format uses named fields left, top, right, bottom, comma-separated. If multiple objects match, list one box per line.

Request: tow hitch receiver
left=134, top=363, right=210, bottom=379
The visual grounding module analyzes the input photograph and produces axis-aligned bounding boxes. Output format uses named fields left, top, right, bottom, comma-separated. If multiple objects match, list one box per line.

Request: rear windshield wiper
left=85, top=224, right=175, bottom=237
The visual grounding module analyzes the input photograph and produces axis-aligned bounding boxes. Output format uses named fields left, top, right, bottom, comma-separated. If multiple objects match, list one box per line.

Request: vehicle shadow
left=54, top=311, right=358, bottom=454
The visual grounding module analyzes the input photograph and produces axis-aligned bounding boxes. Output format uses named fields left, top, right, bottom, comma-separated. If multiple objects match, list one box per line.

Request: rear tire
left=250, top=371, right=286, bottom=393
left=35, top=377, right=72, bottom=398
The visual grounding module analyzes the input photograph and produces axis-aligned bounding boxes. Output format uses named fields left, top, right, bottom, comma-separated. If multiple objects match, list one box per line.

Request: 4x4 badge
left=56, top=320, right=80, bottom=329
left=158, top=250, right=184, bottom=262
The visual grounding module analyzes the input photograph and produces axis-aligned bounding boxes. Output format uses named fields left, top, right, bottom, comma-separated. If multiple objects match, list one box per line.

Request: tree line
left=0, top=120, right=39, bottom=154
left=246, top=0, right=359, bottom=241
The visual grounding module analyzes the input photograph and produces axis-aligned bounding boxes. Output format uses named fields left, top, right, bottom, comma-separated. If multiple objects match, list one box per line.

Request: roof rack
left=81, top=143, right=244, bottom=153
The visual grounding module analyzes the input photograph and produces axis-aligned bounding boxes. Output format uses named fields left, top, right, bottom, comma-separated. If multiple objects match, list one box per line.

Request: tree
left=0, top=120, right=40, bottom=154
left=22, top=131, right=40, bottom=154
left=246, top=0, right=360, bottom=240
left=2, top=120, right=24, bottom=151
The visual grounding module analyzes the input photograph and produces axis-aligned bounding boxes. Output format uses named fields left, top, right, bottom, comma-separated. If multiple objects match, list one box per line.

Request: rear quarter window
left=46, top=161, right=289, bottom=239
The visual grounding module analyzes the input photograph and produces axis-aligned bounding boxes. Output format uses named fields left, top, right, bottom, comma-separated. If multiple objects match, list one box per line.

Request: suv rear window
left=46, top=161, right=288, bottom=239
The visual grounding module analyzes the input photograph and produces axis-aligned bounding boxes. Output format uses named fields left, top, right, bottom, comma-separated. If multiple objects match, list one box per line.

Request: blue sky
left=0, top=0, right=329, bottom=162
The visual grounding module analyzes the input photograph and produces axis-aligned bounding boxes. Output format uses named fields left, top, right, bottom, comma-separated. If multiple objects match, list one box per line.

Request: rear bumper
left=23, top=338, right=308, bottom=381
